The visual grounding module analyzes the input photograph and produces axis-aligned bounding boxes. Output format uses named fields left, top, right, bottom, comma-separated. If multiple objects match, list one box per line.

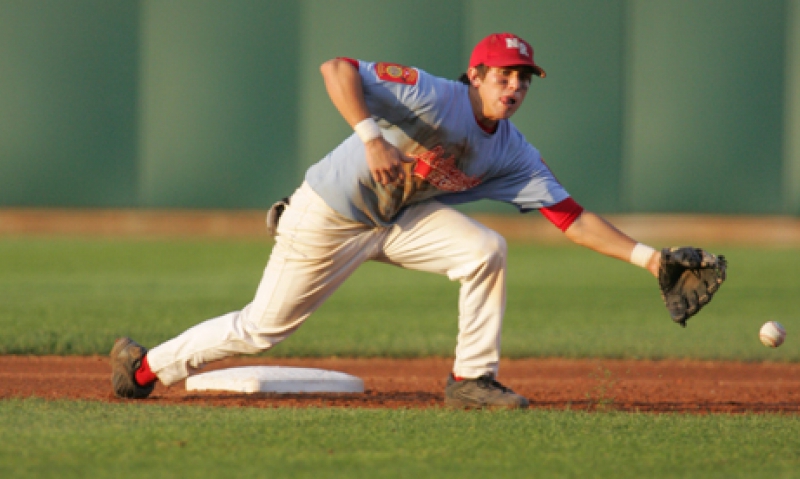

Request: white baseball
left=759, top=321, right=786, bottom=348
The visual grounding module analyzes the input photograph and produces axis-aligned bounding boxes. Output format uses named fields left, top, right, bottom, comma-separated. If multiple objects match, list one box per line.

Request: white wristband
left=354, top=118, right=382, bottom=143
left=630, top=243, right=656, bottom=269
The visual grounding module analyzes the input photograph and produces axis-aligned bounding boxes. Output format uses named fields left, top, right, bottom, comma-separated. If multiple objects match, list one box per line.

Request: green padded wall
left=137, top=0, right=301, bottom=208
left=0, top=0, right=139, bottom=207
left=786, top=0, right=800, bottom=215
left=622, top=0, right=787, bottom=214
left=0, top=0, right=797, bottom=215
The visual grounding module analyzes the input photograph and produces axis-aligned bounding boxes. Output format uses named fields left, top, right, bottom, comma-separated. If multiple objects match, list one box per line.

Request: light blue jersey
left=305, top=60, right=570, bottom=227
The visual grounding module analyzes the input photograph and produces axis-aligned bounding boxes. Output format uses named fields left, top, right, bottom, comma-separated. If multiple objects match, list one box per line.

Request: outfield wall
left=0, top=0, right=798, bottom=215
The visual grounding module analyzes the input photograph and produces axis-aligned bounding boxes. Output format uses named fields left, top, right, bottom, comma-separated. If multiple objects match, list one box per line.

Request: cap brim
left=528, top=65, right=546, bottom=78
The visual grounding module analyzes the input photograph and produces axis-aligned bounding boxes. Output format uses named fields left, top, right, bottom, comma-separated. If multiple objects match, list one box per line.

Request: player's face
left=472, top=67, right=532, bottom=122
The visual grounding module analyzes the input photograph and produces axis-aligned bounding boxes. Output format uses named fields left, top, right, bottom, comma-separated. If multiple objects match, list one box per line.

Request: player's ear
left=467, top=67, right=482, bottom=87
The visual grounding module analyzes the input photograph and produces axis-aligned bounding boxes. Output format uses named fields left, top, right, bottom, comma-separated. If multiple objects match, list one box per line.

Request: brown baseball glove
left=658, top=247, right=727, bottom=327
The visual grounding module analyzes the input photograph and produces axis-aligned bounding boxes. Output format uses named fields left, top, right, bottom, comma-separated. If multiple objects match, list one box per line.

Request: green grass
left=2, top=398, right=800, bottom=479
left=2, top=237, right=800, bottom=478
left=0, top=236, right=798, bottom=360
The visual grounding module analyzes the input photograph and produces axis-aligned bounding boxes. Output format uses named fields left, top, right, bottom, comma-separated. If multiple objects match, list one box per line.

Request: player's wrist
left=354, top=117, right=383, bottom=143
left=630, top=243, right=657, bottom=269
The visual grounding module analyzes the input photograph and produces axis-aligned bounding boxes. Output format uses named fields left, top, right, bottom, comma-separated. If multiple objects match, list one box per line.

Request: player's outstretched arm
left=562, top=210, right=659, bottom=277
left=319, top=58, right=409, bottom=185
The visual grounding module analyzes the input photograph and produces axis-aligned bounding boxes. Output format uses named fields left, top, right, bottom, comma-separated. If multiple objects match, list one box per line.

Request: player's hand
left=364, top=137, right=412, bottom=185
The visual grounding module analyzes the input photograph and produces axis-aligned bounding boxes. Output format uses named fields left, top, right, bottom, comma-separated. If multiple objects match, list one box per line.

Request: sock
left=134, top=355, right=157, bottom=387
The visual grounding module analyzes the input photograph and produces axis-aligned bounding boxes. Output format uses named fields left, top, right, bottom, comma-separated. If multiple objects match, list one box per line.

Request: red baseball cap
left=469, top=33, right=546, bottom=78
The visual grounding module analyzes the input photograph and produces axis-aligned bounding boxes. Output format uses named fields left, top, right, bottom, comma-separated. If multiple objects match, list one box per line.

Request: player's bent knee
left=471, top=229, right=507, bottom=267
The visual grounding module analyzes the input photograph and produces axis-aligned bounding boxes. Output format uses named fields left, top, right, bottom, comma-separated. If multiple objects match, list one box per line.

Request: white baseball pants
left=147, top=182, right=508, bottom=386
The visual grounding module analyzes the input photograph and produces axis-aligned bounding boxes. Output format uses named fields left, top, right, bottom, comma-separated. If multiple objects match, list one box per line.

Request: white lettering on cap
left=505, top=37, right=529, bottom=57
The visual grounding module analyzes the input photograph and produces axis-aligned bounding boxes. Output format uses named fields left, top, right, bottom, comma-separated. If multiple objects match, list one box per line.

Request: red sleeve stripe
left=337, top=57, right=359, bottom=70
left=539, top=197, right=584, bottom=232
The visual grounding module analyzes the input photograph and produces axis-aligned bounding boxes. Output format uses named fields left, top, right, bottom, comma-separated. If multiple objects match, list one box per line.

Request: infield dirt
left=2, top=356, right=799, bottom=413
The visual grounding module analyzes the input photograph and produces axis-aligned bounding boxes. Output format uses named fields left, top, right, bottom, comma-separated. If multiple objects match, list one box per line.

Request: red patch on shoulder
left=375, top=62, right=419, bottom=85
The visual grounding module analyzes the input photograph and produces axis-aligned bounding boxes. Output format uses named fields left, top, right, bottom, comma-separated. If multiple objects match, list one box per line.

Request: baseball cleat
left=445, top=373, right=529, bottom=409
left=110, top=337, right=155, bottom=399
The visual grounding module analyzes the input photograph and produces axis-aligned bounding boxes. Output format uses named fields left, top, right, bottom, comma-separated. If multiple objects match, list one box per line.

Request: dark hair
left=458, top=64, right=489, bottom=85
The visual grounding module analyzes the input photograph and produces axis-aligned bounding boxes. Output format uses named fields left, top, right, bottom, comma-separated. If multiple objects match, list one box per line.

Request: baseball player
left=111, top=33, right=725, bottom=408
